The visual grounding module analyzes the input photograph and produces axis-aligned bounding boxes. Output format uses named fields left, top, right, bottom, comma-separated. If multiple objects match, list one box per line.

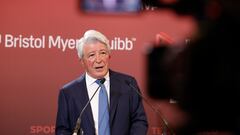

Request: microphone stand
left=72, top=78, right=106, bottom=135
left=126, top=81, right=175, bottom=135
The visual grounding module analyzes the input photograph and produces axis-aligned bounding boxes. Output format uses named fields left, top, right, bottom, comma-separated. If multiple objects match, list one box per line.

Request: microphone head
left=100, top=78, right=106, bottom=84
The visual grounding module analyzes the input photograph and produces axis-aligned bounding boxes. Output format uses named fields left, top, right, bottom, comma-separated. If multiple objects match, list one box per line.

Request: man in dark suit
left=55, top=30, right=148, bottom=135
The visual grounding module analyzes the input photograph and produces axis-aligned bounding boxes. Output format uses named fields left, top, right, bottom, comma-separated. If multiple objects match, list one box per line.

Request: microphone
left=73, top=78, right=106, bottom=135
left=125, top=80, right=175, bottom=135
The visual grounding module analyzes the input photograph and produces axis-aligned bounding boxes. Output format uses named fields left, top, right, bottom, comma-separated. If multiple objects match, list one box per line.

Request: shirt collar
left=85, top=71, right=110, bottom=86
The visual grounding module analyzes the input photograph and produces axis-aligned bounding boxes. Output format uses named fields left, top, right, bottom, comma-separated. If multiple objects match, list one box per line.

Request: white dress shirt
left=85, top=72, right=110, bottom=135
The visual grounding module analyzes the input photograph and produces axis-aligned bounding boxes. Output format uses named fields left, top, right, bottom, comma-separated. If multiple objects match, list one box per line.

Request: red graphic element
left=155, top=32, right=174, bottom=46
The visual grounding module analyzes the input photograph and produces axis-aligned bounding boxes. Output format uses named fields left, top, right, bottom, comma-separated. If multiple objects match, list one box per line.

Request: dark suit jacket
left=55, top=70, right=148, bottom=135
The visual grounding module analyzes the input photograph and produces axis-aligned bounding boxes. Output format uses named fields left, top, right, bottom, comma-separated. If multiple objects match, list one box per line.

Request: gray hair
left=76, top=30, right=111, bottom=59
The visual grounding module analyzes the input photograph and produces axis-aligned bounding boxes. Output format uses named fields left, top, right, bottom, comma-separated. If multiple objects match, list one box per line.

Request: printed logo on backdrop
left=30, top=125, right=55, bottom=134
left=29, top=125, right=165, bottom=134
left=0, top=33, right=136, bottom=51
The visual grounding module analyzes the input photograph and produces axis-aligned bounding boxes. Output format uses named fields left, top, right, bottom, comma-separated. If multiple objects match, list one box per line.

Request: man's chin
left=93, top=71, right=107, bottom=78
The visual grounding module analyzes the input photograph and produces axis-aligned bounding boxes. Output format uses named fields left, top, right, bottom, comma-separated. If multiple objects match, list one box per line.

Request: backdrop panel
left=0, top=0, right=195, bottom=134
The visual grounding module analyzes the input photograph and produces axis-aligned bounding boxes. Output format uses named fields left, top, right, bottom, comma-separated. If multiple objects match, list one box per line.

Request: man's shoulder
left=61, top=75, right=85, bottom=91
left=110, top=70, right=135, bottom=81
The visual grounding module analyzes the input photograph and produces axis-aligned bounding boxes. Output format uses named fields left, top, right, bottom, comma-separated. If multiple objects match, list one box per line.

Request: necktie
left=96, top=79, right=110, bottom=135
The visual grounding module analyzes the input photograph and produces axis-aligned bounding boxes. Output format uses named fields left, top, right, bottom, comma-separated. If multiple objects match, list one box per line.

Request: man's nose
left=95, top=54, right=102, bottom=62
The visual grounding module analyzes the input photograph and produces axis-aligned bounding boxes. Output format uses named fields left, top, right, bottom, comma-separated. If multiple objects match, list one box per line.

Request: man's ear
left=79, top=58, right=84, bottom=66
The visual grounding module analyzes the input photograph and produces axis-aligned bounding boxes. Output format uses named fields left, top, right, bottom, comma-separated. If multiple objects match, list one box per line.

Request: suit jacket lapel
left=76, top=76, right=95, bottom=133
left=109, top=71, right=122, bottom=126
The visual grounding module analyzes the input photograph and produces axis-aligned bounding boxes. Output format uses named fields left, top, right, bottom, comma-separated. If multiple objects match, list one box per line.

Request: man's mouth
left=95, top=66, right=104, bottom=70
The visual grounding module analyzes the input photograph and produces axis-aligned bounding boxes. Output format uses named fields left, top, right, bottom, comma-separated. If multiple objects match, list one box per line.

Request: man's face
left=81, top=42, right=110, bottom=79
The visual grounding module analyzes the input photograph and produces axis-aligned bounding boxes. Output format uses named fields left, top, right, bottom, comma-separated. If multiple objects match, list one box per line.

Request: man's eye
left=88, top=54, right=95, bottom=58
left=100, top=51, right=107, bottom=55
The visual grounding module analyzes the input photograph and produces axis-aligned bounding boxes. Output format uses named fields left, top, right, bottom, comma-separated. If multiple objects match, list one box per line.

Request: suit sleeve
left=129, top=78, right=148, bottom=135
left=55, top=89, right=72, bottom=135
